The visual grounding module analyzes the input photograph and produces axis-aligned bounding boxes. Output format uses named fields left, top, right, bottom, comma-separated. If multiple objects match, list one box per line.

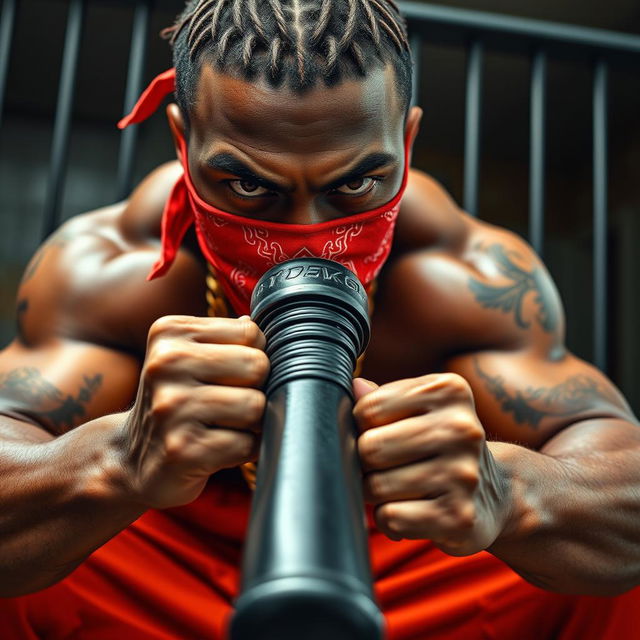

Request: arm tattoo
left=474, top=358, right=618, bottom=428
left=468, top=244, right=558, bottom=333
left=0, top=368, right=103, bottom=432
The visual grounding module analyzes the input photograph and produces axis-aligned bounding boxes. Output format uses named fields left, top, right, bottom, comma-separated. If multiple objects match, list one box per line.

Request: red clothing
left=1, top=472, right=638, bottom=639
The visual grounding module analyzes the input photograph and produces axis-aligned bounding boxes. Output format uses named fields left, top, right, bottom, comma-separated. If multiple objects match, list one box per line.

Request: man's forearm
left=488, top=418, right=640, bottom=596
left=0, top=413, right=144, bottom=597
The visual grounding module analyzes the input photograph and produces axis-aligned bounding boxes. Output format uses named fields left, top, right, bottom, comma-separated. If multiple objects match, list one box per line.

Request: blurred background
left=0, top=0, right=638, bottom=414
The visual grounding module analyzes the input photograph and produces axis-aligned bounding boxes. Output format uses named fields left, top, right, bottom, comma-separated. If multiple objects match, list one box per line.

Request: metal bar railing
left=0, top=0, right=634, bottom=379
left=41, top=0, right=86, bottom=241
left=528, top=49, right=547, bottom=258
left=399, top=2, right=640, bottom=58
left=116, top=0, right=153, bottom=201
left=397, top=3, right=640, bottom=375
left=463, top=39, right=483, bottom=217
left=593, top=59, right=609, bottom=373
left=0, top=0, right=17, bottom=131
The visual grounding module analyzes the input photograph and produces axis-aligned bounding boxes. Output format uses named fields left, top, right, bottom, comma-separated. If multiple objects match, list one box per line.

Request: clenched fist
left=354, top=373, right=509, bottom=556
left=122, top=315, right=269, bottom=510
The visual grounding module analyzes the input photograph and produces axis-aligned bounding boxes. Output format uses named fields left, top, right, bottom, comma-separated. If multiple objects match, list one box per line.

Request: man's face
left=171, top=64, right=416, bottom=225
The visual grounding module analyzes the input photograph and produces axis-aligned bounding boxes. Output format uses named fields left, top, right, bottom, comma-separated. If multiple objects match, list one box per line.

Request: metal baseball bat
left=229, top=257, right=383, bottom=640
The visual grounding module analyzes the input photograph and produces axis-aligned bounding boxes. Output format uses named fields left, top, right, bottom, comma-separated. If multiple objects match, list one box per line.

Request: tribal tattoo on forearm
left=473, top=358, right=618, bottom=428
left=0, top=368, right=103, bottom=432
left=468, top=244, right=558, bottom=333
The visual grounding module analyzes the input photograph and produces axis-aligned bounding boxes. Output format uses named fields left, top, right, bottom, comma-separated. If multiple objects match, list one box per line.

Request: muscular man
left=1, top=0, right=639, bottom=638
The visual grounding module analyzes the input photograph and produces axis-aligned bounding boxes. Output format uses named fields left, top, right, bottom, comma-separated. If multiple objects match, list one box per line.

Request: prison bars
left=0, top=0, right=15, bottom=133
left=42, top=0, right=86, bottom=241
left=117, top=0, right=153, bottom=201
left=1, top=0, right=640, bottom=372
left=400, top=2, right=640, bottom=373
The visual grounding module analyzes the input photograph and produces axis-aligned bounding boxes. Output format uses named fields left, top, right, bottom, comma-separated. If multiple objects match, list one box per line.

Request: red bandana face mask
left=119, top=69, right=411, bottom=316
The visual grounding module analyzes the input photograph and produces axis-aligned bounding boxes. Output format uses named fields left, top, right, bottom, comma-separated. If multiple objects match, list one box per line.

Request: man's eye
left=228, top=180, right=272, bottom=197
left=334, top=177, right=377, bottom=196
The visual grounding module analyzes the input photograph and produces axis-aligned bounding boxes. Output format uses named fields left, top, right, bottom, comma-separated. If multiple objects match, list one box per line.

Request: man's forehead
left=189, top=65, right=403, bottom=153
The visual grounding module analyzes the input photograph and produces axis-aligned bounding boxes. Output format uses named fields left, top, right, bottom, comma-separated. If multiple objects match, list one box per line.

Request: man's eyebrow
left=207, top=151, right=398, bottom=193
left=320, top=152, right=398, bottom=192
left=206, top=153, right=287, bottom=192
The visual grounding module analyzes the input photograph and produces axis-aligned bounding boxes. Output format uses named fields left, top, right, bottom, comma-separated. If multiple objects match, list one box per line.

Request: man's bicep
left=0, top=339, right=140, bottom=437
left=446, top=347, right=636, bottom=449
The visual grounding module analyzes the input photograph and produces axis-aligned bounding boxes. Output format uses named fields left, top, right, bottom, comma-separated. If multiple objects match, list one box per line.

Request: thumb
left=353, top=377, right=379, bottom=401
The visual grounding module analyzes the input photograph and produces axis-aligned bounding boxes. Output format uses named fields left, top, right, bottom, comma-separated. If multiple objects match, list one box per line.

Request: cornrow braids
left=165, top=0, right=412, bottom=124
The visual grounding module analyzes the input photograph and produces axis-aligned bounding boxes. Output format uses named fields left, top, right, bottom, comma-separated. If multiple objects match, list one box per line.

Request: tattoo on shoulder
left=0, top=367, right=103, bottom=432
left=468, top=243, right=558, bottom=333
left=21, top=229, right=73, bottom=284
left=473, top=358, right=619, bottom=428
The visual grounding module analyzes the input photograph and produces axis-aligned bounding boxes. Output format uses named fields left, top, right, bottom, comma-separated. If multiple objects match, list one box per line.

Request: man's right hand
left=123, top=314, right=269, bottom=510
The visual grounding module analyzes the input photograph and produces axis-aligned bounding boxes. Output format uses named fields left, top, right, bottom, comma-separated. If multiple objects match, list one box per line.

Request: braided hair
left=163, top=0, right=412, bottom=122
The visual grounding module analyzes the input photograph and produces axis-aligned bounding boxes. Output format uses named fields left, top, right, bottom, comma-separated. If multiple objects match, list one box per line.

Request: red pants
left=2, top=474, right=638, bottom=639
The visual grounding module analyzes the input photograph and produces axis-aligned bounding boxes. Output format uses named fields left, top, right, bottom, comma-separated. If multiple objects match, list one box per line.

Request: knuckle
left=449, top=410, right=483, bottom=441
left=145, top=339, right=186, bottom=377
left=354, top=389, right=383, bottom=426
left=164, top=430, right=195, bottom=461
left=454, top=460, right=480, bottom=490
left=358, top=430, right=385, bottom=468
left=447, top=500, right=476, bottom=530
left=405, top=376, right=436, bottom=408
left=246, top=389, right=266, bottom=422
left=467, top=423, right=485, bottom=445
left=148, top=315, right=186, bottom=340
left=456, top=502, right=477, bottom=530
left=376, top=503, right=403, bottom=535
left=441, top=373, right=471, bottom=398
left=237, top=432, right=257, bottom=460
left=365, top=472, right=386, bottom=502
left=408, top=374, right=471, bottom=411
left=239, top=317, right=263, bottom=347
left=245, top=350, right=270, bottom=385
left=151, top=386, right=187, bottom=418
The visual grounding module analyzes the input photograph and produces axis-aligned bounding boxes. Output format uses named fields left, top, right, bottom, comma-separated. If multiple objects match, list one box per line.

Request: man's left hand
left=353, top=374, right=509, bottom=555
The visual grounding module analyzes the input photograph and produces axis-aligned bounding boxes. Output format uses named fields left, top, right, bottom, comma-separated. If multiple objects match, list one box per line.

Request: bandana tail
left=118, top=68, right=176, bottom=129
left=147, top=176, right=193, bottom=281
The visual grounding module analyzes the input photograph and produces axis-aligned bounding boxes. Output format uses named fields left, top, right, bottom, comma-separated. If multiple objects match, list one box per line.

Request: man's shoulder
left=386, top=169, right=563, bottom=359
left=397, top=168, right=469, bottom=251
left=119, top=161, right=183, bottom=245
left=17, top=161, right=205, bottom=355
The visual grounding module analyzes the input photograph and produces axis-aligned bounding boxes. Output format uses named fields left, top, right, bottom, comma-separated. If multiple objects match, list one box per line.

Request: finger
left=181, top=343, right=271, bottom=387
left=374, top=494, right=476, bottom=545
left=353, top=377, right=379, bottom=402
left=357, top=410, right=484, bottom=471
left=353, top=373, right=473, bottom=431
left=150, top=315, right=266, bottom=349
left=164, top=425, right=258, bottom=473
left=195, top=344, right=270, bottom=387
left=152, top=384, right=266, bottom=432
left=364, top=455, right=480, bottom=504
left=198, top=427, right=260, bottom=469
left=364, top=460, right=443, bottom=504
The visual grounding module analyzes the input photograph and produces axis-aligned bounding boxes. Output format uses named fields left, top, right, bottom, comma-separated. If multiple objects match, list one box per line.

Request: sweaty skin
left=0, top=64, right=639, bottom=599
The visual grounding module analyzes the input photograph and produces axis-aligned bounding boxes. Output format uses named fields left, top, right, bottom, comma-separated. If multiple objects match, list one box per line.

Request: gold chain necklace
left=205, top=263, right=376, bottom=489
